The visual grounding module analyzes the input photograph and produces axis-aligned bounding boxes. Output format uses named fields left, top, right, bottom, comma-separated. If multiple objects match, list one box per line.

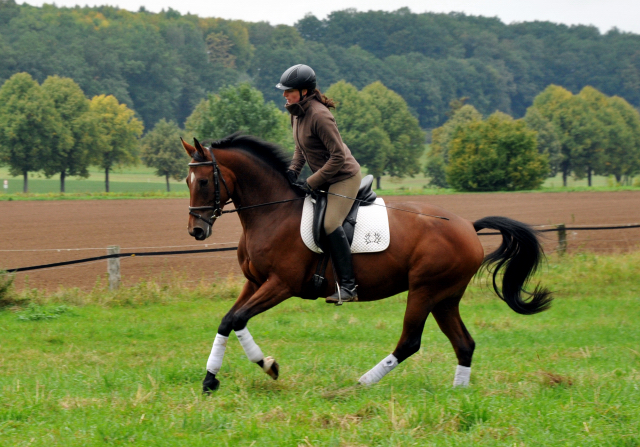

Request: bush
left=0, top=272, right=18, bottom=307
left=446, top=112, right=549, bottom=191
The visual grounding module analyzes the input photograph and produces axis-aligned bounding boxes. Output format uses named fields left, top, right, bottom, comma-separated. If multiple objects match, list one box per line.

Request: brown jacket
left=287, top=93, right=361, bottom=190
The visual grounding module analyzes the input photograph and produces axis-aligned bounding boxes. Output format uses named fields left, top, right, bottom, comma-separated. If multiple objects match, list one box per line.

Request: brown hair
left=312, top=88, right=335, bottom=109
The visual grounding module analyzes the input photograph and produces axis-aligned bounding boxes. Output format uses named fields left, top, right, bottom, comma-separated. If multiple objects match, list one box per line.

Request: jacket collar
left=285, top=94, right=317, bottom=117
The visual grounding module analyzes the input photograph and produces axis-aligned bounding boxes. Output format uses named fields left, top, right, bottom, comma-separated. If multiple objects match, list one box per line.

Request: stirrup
left=326, top=282, right=358, bottom=305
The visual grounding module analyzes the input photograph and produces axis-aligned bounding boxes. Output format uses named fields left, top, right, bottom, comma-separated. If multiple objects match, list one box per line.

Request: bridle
left=188, top=146, right=233, bottom=226
left=187, top=143, right=310, bottom=229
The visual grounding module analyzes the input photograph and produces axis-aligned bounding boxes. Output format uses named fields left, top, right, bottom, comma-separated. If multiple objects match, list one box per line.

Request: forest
left=1, top=1, right=639, bottom=131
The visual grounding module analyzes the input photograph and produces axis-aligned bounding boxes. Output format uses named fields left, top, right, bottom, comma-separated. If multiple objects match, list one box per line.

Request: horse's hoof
left=262, top=356, right=279, bottom=380
left=202, top=371, right=220, bottom=394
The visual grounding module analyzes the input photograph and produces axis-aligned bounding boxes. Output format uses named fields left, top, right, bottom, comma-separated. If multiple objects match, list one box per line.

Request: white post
left=107, top=246, right=120, bottom=290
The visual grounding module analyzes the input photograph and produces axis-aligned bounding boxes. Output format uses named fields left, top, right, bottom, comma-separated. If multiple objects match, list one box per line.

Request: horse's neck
left=222, top=154, right=299, bottom=231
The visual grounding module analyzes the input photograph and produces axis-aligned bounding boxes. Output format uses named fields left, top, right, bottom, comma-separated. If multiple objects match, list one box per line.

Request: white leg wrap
left=206, top=333, right=228, bottom=374
left=453, top=365, right=471, bottom=387
left=358, top=354, right=398, bottom=386
left=235, top=327, right=264, bottom=363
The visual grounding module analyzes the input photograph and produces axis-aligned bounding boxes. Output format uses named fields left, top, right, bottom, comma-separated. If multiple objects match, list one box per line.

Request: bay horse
left=182, top=134, right=552, bottom=392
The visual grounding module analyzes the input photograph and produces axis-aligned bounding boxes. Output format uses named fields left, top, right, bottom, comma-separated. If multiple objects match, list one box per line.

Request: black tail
left=474, top=216, right=552, bottom=315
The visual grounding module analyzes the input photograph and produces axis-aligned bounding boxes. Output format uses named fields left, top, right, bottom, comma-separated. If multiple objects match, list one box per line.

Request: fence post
left=556, top=224, right=567, bottom=255
left=107, top=246, right=120, bottom=290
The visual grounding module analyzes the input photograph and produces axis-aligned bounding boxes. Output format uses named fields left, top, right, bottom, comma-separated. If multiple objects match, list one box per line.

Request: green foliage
left=326, top=80, right=424, bottom=188
left=140, top=119, right=189, bottom=191
left=0, top=272, right=16, bottom=307
left=1, top=4, right=640, bottom=131
left=424, top=152, right=449, bottom=188
left=447, top=112, right=548, bottom=191
left=0, top=72, right=64, bottom=192
left=89, top=94, right=144, bottom=192
left=185, top=83, right=292, bottom=150
left=16, top=303, right=75, bottom=321
left=530, top=85, right=640, bottom=186
left=361, top=82, right=426, bottom=178
left=41, top=75, right=98, bottom=192
left=425, top=104, right=482, bottom=187
left=523, top=107, right=562, bottom=176
left=607, top=96, right=640, bottom=182
left=326, top=81, right=390, bottom=179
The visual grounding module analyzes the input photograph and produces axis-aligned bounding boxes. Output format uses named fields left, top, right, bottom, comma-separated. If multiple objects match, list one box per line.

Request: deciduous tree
left=425, top=103, right=482, bottom=187
left=41, top=76, right=98, bottom=192
left=90, top=94, right=144, bottom=192
left=325, top=81, right=391, bottom=184
left=185, top=83, right=291, bottom=150
left=361, top=82, right=425, bottom=189
left=140, top=119, right=188, bottom=192
left=0, top=72, right=64, bottom=192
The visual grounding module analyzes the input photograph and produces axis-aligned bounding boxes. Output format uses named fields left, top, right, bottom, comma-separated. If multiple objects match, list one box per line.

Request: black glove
left=285, top=169, right=298, bottom=186
left=294, top=180, right=315, bottom=196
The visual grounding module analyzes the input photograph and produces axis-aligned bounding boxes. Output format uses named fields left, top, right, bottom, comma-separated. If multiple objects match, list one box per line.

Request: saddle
left=312, top=174, right=377, bottom=252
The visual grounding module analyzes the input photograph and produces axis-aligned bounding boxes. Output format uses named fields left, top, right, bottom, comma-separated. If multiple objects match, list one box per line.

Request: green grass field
left=0, top=166, right=185, bottom=196
left=2, top=165, right=638, bottom=201
left=1, top=252, right=639, bottom=446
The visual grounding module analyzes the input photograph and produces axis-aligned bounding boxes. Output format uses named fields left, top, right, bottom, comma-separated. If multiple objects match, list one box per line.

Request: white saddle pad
left=300, top=196, right=390, bottom=254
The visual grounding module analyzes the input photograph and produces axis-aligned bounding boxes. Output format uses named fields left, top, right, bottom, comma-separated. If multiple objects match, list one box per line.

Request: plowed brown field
left=2, top=191, right=639, bottom=291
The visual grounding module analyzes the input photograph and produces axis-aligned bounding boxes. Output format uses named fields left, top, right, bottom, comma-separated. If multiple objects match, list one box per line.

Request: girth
left=312, top=174, right=377, bottom=252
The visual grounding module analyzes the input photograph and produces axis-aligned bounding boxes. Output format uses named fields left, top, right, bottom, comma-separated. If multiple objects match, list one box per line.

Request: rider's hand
left=294, top=180, right=315, bottom=196
left=285, top=170, right=298, bottom=186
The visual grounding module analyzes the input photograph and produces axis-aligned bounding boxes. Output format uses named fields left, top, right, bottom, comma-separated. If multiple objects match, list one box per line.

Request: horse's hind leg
left=359, top=287, right=433, bottom=385
left=431, top=293, right=475, bottom=387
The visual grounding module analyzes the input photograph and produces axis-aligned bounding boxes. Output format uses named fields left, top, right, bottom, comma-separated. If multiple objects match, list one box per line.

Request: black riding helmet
left=275, top=64, right=317, bottom=93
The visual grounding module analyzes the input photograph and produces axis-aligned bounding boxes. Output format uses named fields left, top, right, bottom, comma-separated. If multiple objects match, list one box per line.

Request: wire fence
left=3, top=222, right=638, bottom=275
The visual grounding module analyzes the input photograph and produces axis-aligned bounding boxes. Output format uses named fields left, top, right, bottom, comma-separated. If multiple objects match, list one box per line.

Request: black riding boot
left=325, top=226, right=358, bottom=304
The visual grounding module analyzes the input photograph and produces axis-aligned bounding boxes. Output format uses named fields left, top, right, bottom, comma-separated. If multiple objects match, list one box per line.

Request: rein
left=188, top=147, right=449, bottom=225
left=188, top=147, right=305, bottom=226
left=317, top=189, right=450, bottom=221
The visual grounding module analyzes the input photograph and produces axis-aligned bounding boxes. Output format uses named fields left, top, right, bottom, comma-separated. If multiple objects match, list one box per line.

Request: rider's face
left=283, top=89, right=307, bottom=104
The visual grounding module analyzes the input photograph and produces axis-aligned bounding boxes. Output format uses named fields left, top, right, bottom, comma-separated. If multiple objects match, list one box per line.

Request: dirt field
left=1, top=191, right=639, bottom=291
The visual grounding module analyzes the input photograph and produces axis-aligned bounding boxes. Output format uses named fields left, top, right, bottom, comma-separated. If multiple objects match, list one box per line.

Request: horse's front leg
left=203, top=276, right=291, bottom=393
left=203, top=280, right=257, bottom=392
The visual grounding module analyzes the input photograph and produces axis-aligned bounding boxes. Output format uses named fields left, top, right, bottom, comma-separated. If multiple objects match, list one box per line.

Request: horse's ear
left=193, top=138, right=206, bottom=158
left=181, top=137, right=196, bottom=158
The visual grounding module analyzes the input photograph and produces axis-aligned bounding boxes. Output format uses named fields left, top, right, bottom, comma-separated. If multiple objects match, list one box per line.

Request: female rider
left=276, top=64, right=362, bottom=303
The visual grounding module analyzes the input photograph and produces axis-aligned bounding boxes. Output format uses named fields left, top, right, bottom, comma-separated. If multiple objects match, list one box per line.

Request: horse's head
left=182, top=137, right=231, bottom=241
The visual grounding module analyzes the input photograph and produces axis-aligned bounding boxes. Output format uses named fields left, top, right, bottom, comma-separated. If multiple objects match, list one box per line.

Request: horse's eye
left=199, top=179, right=209, bottom=188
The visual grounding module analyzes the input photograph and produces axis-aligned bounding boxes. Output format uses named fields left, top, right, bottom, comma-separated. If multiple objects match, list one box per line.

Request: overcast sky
left=24, top=0, right=640, bottom=34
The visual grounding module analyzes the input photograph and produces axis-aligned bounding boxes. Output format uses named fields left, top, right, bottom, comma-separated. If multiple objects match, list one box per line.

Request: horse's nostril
left=193, top=227, right=205, bottom=239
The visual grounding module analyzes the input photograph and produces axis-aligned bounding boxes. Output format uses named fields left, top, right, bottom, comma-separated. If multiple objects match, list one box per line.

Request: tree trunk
left=562, top=169, right=567, bottom=187
left=587, top=167, right=592, bottom=187
left=166, top=174, right=170, bottom=192
left=376, top=176, right=381, bottom=190
left=23, top=171, right=28, bottom=193
left=615, top=174, right=622, bottom=184
left=105, top=167, right=110, bottom=193
left=60, top=171, right=66, bottom=193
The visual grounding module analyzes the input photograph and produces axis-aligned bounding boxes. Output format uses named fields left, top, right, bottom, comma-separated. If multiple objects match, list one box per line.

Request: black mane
left=206, top=132, right=291, bottom=177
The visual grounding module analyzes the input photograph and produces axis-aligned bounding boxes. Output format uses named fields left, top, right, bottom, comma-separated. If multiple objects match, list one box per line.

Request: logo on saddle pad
left=364, top=232, right=382, bottom=245
left=300, top=197, right=391, bottom=254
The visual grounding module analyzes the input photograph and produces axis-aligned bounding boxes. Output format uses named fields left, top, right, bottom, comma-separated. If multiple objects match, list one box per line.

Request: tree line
left=0, top=72, right=426, bottom=192
left=426, top=87, right=640, bottom=191
left=0, top=73, right=143, bottom=192
left=1, top=1, right=639, bottom=132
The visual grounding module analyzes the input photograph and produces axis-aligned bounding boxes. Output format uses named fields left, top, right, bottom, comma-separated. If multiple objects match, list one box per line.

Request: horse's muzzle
left=189, top=225, right=210, bottom=241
